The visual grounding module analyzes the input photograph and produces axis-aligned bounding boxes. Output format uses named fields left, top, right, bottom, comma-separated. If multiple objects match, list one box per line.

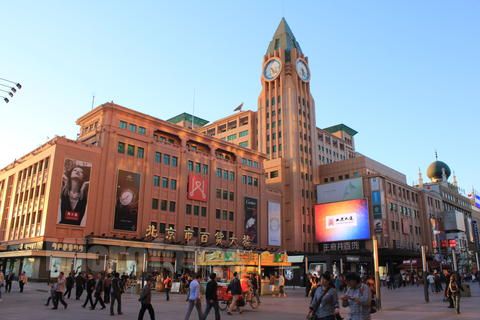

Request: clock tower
left=258, top=18, right=318, bottom=252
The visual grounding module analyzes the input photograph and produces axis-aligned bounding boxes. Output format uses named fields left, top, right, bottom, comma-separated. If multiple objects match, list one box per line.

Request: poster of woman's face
left=58, top=159, right=91, bottom=226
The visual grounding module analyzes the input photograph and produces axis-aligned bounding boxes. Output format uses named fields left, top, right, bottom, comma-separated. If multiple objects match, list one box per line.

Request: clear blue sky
left=1, top=1, right=478, bottom=193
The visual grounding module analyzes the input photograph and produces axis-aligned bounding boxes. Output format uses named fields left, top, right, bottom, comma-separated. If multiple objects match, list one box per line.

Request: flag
left=234, top=102, right=243, bottom=112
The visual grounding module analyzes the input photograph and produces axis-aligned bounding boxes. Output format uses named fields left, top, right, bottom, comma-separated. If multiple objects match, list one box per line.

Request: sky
left=1, top=0, right=479, bottom=193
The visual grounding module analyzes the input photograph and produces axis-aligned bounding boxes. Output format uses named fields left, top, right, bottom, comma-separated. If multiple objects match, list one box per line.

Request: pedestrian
left=19, top=271, right=28, bottom=293
left=64, top=272, right=74, bottom=299
left=270, top=274, right=277, bottom=297
left=110, top=272, right=123, bottom=316
left=447, top=273, right=463, bottom=314
left=307, top=272, right=339, bottom=320
left=278, top=273, right=286, bottom=297
left=91, top=273, right=106, bottom=310
left=82, top=273, right=95, bottom=309
left=185, top=273, right=202, bottom=320
left=75, top=272, right=86, bottom=300
left=251, top=273, right=261, bottom=304
left=341, top=272, right=371, bottom=320
left=5, top=271, right=14, bottom=293
left=0, top=269, right=5, bottom=302
left=426, top=273, right=435, bottom=293
left=227, top=272, right=243, bottom=315
left=52, top=272, right=68, bottom=309
left=104, top=273, right=112, bottom=304
left=202, top=272, right=220, bottom=320
left=306, top=274, right=312, bottom=297
left=45, top=283, right=57, bottom=306
left=163, top=273, right=172, bottom=301
left=309, top=275, right=319, bottom=299
left=138, top=277, right=155, bottom=320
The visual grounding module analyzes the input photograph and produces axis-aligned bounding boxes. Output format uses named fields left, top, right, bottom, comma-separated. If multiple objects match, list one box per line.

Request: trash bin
left=461, top=284, right=471, bottom=297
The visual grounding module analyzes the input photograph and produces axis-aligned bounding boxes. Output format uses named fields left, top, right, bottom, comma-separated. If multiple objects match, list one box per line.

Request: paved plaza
left=0, top=282, right=479, bottom=320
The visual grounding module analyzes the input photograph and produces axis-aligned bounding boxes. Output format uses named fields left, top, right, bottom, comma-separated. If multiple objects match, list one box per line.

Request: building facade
left=0, top=103, right=281, bottom=280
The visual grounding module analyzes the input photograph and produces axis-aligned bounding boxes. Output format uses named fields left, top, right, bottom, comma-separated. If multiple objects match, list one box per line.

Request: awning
left=288, top=255, right=304, bottom=263
left=0, top=250, right=98, bottom=260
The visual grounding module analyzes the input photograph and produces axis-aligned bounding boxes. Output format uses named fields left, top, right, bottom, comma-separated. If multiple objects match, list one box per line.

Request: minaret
left=258, top=18, right=318, bottom=252
left=452, top=171, right=458, bottom=187
left=418, top=168, right=424, bottom=188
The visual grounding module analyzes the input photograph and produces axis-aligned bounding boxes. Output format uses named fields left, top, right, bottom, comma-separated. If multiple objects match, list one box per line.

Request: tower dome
left=426, top=160, right=451, bottom=182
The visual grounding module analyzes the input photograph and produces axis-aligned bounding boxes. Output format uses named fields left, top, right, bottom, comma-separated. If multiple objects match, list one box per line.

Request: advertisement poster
left=268, top=201, right=281, bottom=246
left=114, top=170, right=141, bottom=231
left=374, top=219, right=383, bottom=233
left=187, top=173, right=208, bottom=202
left=58, top=159, right=92, bottom=226
left=316, top=177, right=363, bottom=204
left=314, top=199, right=370, bottom=242
left=244, top=197, right=258, bottom=244
left=370, top=177, right=380, bottom=191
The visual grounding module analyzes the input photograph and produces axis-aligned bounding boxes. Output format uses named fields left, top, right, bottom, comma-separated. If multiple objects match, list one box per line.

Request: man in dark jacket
left=227, top=272, right=242, bottom=315
left=64, top=272, right=75, bottom=299
left=138, top=277, right=155, bottom=320
left=75, top=272, right=86, bottom=300
left=5, top=272, right=14, bottom=293
left=91, top=273, right=106, bottom=310
left=110, top=272, right=123, bottom=316
left=202, top=273, right=220, bottom=320
left=82, top=273, right=95, bottom=309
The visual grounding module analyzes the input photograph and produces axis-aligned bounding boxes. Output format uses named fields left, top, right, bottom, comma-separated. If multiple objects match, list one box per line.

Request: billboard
left=244, top=197, right=258, bottom=244
left=444, top=211, right=466, bottom=232
left=58, top=159, right=92, bottom=226
left=268, top=201, right=281, bottom=246
left=114, top=170, right=141, bottom=231
left=187, top=173, right=208, bottom=202
left=314, top=199, right=370, bottom=242
left=316, top=177, right=364, bottom=204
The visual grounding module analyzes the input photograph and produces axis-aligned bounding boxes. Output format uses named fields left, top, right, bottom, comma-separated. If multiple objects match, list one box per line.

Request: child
left=45, top=283, right=57, bottom=306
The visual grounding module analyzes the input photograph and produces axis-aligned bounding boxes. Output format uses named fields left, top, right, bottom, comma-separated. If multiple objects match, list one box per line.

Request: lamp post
left=372, top=235, right=381, bottom=310
left=421, top=245, right=429, bottom=303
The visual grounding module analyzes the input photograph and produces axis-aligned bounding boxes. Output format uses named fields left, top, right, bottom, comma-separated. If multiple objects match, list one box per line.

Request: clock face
left=119, top=189, right=134, bottom=206
left=296, top=59, right=310, bottom=82
left=263, top=58, right=282, bottom=81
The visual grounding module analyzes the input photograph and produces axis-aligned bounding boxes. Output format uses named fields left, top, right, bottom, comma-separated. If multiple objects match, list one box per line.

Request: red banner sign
left=441, top=240, right=448, bottom=248
left=187, top=174, right=208, bottom=202
left=448, top=239, right=457, bottom=248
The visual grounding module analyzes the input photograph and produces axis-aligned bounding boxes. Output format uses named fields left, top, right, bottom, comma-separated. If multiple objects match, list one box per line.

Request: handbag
left=307, top=288, right=330, bottom=320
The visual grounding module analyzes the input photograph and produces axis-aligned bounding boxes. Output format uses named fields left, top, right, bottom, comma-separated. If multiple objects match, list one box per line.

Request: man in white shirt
left=427, top=273, right=436, bottom=293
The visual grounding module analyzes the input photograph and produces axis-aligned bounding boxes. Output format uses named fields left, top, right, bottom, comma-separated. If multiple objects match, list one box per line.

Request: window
left=188, top=160, right=194, bottom=171
left=229, top=191, right=234, bottom=201
left=169, top=201, right=176, bottom=212
left=129, top=123, right=137, bottom=132
left=170, top=179, right=177, bottom=190
left=161, top=200, right=168, bottom=211
left=239, top=141, right=248, bottom=148
left=186, top=204, right=192, bottom=215
left=222, top=210, right=228, bottom=220
left=270, top=170, right=279, bottom=178
left=194, top=206, right=199, bottom=216
left=216, top=168, right=222, bottom=177
left=227, top=134, right=237, bottom=141
left=216, top=189, right=221, bottom=199
left=223, top=190, right=228, bottom=200
left=155, top=152, right=161, bottom=163
left=162, top=177, right=169, bottom=188
left=127, top=144, right=135, bottom=156
left=137, top=147, right=144, bottom=159
left=216, top=209, right=221, bottom=219
left=242, top=175, right=247, bottom=184
left=239, top=130, right=248, bottom=137
left=229, top=171, right=235, bottom=181
left=163, top=154, right=170, bottom=165
left=201, top=207, right=207, bottom=217
left=172, top=156, right=178, bottom=167
left=195, top=162, right=201, bottom=173
left=119, top=120, right=127, bottom=129
left=118, top=142, right=125, bottom=154
left=153, top=176, right=160, bottom=187
left=138, top=126, right=146, bottom=135
left=253, top=178, right=258, bottom=187
left=202, top=164, right=208, bottom=175
left=247, top=176, right=253, bottom=185
left=229, top=211, right=234, bottom=221
left=152, top=198, right=159, bottom=210
left=159, top=223, right=166, bottom=233
left=223, top=170, right=228, bottom=180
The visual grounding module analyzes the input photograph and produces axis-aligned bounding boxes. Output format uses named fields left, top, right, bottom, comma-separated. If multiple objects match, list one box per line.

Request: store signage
left=187, top=174, right=208, bottom=202
left=321, top=241, right=362, bottom=253
left=7, top=241, right=43, bottom=251
left=47, top=242, right=84, bottom=252
left=346, top=256, right=360, bottom=262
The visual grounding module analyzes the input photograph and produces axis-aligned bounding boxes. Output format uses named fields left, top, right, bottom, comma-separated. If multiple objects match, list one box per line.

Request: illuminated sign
left=316, top=177, right=364, bottom=204
left=314, top=199, right=370, bottom=242
left=187, top=174, right=208, bottom=202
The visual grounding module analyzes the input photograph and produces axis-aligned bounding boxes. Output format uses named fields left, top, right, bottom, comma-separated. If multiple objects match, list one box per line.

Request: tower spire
left=266, top=17, right=302, bottom=56
left=418, top=168, right=424, bottom=188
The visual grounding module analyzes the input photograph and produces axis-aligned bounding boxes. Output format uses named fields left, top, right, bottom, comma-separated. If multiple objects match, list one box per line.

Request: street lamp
left=0, top=89, right=13, bottom=97
left=1, top=96, right=8, bottom=103
left=0, top=77, right=22, bottom=103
